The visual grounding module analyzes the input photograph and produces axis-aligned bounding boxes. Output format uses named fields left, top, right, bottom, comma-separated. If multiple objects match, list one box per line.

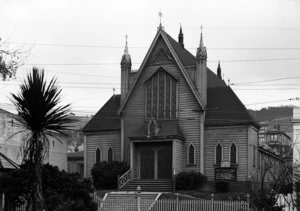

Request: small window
left=96, top=148, right=101, bottom=163
left=215, top=143, right=222, bottom=165
left=230, top=143, right=237, bottom=164
left=187, top=144, right=195, bottom=165
left=108, top=147, right=113, bottom=162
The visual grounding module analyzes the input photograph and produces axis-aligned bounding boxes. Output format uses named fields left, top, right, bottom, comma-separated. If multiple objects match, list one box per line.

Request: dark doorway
left=157, top=147, right=172, bottom=179
left=140, top=149, right=155, bottom=179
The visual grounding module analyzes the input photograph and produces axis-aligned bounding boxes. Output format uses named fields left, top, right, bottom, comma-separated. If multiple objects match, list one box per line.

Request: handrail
left=118, top=169, right=132, bottom=190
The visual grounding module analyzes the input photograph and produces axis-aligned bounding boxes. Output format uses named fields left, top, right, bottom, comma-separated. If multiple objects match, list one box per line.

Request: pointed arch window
left=108, top=147, right=114, bottom=162
left=187, top=143, right=195, bottom=165
left=96, top=148, right=101, bottom=163
left=146, top=68, right=177, bottom=119
left=230, top=142, right=238, bottom=164
left=215, top=143, right=223, bottom=165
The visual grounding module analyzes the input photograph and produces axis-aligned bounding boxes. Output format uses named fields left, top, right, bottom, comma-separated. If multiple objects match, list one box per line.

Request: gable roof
left=118, top=28, right=206, bottom=115
left=85, top=29, right=259, bottom=132
left=82, top=95, right=121, bottom=132
left=206, top=86, right=260, bottom=128
left=130, top=120, right=184, bottom=141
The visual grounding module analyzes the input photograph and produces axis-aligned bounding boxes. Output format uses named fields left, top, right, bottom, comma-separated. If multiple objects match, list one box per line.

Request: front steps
left=121, top=179, right=173, bottom=192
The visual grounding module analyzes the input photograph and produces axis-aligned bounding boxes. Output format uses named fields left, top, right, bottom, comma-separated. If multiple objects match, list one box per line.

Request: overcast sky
left=1, top=0, right=300, bottom=116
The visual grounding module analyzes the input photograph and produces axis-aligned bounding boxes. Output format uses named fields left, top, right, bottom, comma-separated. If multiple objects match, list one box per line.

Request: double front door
left=139, top=143, right=172, bottom=179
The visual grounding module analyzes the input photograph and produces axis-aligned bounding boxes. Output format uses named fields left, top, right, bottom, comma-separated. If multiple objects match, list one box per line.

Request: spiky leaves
left=11, top=67, right=75, bottom=211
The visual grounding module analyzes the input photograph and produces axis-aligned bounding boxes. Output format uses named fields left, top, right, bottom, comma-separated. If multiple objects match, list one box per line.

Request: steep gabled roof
left=82, top=95, right=121, bottom=132
left=118, top=28, right=206, bottom=115
left=206, top=86, right=260, bottom=128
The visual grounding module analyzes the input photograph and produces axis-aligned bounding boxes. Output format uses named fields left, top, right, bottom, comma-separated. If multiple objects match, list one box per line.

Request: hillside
left=248, top=106, right=293, bottom=122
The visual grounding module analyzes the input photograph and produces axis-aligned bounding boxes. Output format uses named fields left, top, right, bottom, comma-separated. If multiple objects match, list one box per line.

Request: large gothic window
left=146, top=69, right=177, bottom=119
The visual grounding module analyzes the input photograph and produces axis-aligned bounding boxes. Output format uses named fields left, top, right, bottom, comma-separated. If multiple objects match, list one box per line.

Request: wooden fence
left=93, top=194, right=252, bottom=211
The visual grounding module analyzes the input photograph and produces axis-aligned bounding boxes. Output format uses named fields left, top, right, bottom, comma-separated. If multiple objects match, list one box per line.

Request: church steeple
left=121, top=35, right=132, bottom=102
left=121, top=35, right=132, bottom=66
left=217, top=61, right=222, bottom=80
left=178, top=24, right=184, bottom=48
left=195, top=27, right=207, bottom=105
left=196, top=29, right=207, bottom=60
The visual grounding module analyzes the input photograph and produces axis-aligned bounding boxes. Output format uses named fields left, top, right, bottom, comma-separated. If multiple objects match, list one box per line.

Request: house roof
left=0, top=152, right=19, bottom=169
left=82, top=95, right=121, bottom=132
left=129, top=120, right=184, bottom=140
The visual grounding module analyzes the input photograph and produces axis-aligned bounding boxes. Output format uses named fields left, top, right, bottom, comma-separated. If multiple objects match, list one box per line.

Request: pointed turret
left=217, top=61, right=222, bottom=80
left=120, top=37, right=132, bottom=66
left=195, top=29, right=207, bottom=105
left=196, top=32, right=207, bottom=60
left=178, top=24, right=184, bottom=48
left=121, top=36, right=132, bottom=102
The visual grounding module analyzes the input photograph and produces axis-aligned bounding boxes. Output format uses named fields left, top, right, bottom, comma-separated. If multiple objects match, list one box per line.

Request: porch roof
left=129, top=120, right=185, bottom=141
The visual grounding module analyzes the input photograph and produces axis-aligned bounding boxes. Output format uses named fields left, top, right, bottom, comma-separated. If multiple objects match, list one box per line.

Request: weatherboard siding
left=122, top=58, right=202, bottom=172
left=174, top=139, right=183, bottom=174
left=249, top=126, right=259, bottom=180
left=205, top=126, right=249, bottom=181
left=85, top=132, right=121, bottom=178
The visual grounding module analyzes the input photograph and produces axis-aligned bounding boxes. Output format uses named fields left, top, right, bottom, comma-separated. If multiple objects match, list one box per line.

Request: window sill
left=186, top=164, right=196, bottom=167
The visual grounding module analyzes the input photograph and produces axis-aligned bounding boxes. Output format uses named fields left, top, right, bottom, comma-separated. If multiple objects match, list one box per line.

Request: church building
left=83, top=23, right=260, bottom=189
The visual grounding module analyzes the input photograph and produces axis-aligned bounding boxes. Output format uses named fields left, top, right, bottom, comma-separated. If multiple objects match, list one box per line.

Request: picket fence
left=93, top=194, right=252, bottom=211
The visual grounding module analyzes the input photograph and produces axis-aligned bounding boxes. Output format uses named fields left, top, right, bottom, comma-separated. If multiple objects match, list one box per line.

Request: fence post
left=176, top=193, right=179, bottom=211
left=117, top=175, right=120, bottom=190
left=137, top=186, right=141, bottom=211
left=211, top=193, right=214, bottom=211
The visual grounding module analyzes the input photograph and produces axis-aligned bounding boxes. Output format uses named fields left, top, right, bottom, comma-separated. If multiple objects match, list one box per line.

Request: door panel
left=140, top=149, right=155, bottom=179
left=157, top=148, right=172, bottom=179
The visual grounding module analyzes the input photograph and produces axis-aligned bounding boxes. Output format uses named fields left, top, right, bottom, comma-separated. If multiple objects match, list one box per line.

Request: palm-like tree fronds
left=11, top=67, right=76, bottom=211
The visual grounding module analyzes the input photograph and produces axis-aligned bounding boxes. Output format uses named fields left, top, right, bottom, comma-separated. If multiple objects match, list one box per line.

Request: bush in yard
left=0, top=162, right=97, bottom=211
left=91, top=161, right=129, bottom=189
left=176, top=171, right=207, bottom=190
left=215, top=181, right=230, bottom=193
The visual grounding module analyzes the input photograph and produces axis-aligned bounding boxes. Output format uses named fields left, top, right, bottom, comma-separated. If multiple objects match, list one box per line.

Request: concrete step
left=121, top=179, right=173, bottom=192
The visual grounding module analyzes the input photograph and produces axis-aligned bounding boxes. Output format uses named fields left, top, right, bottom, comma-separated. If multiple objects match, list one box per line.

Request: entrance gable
left=118, top=29, right=205, bottom=115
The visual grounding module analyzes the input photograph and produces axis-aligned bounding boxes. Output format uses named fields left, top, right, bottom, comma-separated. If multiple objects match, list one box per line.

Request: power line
left=6, top=42, right=300, bottom=51
left=21, top=57, right=300, bottom=66
left=231, top=76, right=300, bottom=85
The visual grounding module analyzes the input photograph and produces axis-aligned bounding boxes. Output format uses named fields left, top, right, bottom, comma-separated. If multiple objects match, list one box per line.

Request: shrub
left=0, top=162, right=97, bottom=211
left=176, top=171, right=207, bottom=190
left=215, top=181, right=230, bottom=193
left=91, top=161, right=129, bottom=189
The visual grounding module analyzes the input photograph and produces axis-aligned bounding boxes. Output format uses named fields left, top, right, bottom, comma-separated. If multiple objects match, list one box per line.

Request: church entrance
left=136, top=142, right=172, bottom=180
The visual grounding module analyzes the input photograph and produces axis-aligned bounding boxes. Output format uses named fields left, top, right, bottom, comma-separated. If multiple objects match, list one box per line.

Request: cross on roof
left=158, top=10, right=163, bottom=24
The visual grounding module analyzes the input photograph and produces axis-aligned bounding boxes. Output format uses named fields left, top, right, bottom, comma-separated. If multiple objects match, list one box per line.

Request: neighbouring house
left=83, top=23, right=260, bottom=191
left=67, top=150, right=84, bottom=179
left=0, top=108, right=68, bottom=171
left=292, top=107, right=300, bottom=199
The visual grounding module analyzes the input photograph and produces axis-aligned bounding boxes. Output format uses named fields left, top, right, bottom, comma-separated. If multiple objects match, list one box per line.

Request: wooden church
left=83, top=23, right=260, bottom=190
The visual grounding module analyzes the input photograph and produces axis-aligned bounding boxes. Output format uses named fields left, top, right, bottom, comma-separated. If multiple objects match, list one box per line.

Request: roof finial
left=196, top=25, right=207, bottom=60
left=217, top=60, right=222, bottom=80
left=178, top=23, right=184, bottom=48
left=113, top=87, right=115, bottom=95
left=124, top=34, right=129, bottom=55
left=158, top=10, right=164, bottom=30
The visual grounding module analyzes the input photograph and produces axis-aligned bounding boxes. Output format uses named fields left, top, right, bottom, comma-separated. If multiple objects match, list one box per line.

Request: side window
left=108, top=147, right=114, bottom=162
left=230, top=142, right=237, bottom=164
left=96, top=148, right=101, bottom=163
left=187, top=143, right=195, bottom=165
left=215, top=143, right=223, bottom=165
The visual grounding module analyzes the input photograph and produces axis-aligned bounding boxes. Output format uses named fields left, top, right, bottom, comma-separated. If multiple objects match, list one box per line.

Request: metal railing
left=118, top=168, right=132, bottom=190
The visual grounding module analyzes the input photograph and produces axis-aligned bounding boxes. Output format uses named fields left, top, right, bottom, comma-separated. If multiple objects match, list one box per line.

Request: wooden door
left=140, top=149, right=155, bottom=179
left=157, top=147, right=172, bottom=179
